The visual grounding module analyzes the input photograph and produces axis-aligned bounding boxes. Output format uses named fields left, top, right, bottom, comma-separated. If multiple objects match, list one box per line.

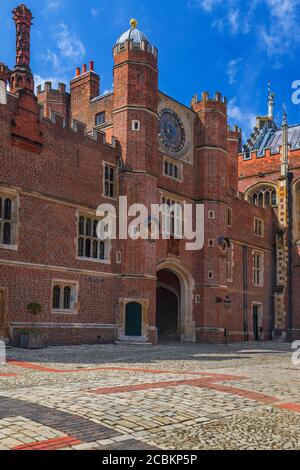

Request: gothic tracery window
left=248, top=186, right=277, bottom=208
left=77, top=214, right=108, bottom=261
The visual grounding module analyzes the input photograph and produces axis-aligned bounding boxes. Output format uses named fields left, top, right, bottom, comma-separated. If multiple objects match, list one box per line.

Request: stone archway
left=156, top=260, right=196, bottom=343
left=156, top=281, right=180, bottom=342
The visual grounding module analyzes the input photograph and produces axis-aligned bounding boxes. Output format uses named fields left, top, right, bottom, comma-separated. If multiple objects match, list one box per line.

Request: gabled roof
left=243, top=121, right=300, bottom=158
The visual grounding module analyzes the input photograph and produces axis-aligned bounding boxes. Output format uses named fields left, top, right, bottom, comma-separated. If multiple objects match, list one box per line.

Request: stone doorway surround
left=0, top=288, right=8, bottom=339
left=157, top=259, right=196, bottom=343
left=118, top=298, right=150, bottom=343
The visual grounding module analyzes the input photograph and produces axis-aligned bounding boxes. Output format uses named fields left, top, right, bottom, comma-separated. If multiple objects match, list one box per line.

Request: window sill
left=52, top=310, right=77, bottom=315
left=76, top=256, right=111, bottom=265
left=163, top=174, right=182, bottom=183
left=101, top=194, right=118, bottom=201
left=0, top=244, right=18, bottom=251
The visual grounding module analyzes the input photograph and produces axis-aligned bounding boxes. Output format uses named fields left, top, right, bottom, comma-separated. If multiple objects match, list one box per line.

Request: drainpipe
left=243, top=245, right=249, bottom=341
left=287, top=171, right=294, bottom=338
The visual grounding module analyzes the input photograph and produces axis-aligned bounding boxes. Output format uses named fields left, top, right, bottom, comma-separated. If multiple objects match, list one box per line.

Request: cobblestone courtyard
left=0, top=342, right=299, bottom=450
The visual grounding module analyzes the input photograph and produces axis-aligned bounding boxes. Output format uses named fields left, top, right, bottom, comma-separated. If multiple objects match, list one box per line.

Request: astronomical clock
left=157, top=93, right=194, bottom=164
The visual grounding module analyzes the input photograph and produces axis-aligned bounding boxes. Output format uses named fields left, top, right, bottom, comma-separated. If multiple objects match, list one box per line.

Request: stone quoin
left=0, top=5, right=299, bottom=346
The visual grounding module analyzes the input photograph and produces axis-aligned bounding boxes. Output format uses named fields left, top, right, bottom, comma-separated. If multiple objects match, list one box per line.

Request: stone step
left=114, top=341, right=153, bottom=347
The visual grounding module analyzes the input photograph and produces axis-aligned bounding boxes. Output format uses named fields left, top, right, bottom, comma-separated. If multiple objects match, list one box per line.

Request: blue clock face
left=158, top=108, right=185, bottom=154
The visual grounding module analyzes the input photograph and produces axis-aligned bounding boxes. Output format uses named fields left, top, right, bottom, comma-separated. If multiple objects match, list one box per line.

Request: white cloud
left=259, top=0, right=300, bottom=57
left=191, top=0, right=222, bottom=11
left=212, top=7, right=240, bottom=35
left=43, top=0, right=63, bottom=14
left=35, top=21, right=85, bottom=92
left=226, top=58, right=242, bottom=85
left=228, top=98, right=257, bottom=136
left=91, top=5, right=106, bottom=17
left=56, top=23, right=86, bottom=60
left=44, top=49, right=60, bottom=68
left=190, top=0, right=300, bottom=55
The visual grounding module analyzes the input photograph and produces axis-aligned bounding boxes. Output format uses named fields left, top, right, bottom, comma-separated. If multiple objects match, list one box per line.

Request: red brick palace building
left=0, top=4, right=299, bottom=346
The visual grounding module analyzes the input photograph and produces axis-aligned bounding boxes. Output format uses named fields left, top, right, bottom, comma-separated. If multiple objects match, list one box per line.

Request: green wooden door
left=125, top=302, right=142, bottom=337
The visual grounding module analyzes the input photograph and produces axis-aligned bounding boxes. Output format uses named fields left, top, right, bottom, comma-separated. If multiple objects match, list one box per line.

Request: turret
left=227, top=124, right=242, bottom=193
left=112, top=19, right=158, bottom=172
left=10, top=4, right=34, bottom=94
left=37, top=81, right=70, bottom=124
left=191, top=91, right=228, bottom=200
left=112, top=20, right=159, bottom=341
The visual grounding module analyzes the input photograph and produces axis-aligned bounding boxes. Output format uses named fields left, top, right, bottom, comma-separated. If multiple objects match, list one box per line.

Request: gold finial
left=130, top=18, right=138, bottom=29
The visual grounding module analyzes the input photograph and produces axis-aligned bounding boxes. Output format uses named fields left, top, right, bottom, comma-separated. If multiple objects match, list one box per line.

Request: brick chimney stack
left=10, top=4, right=34, bottom=94
left=70, top=60, right=100, bottom=127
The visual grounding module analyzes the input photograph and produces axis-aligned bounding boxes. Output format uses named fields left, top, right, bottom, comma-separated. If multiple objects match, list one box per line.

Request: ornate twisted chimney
left=10, top=4, right=34, bottom=94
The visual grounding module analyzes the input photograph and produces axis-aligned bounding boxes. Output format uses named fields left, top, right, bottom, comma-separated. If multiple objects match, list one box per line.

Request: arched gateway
left=156, top=260, right=196, bottom=343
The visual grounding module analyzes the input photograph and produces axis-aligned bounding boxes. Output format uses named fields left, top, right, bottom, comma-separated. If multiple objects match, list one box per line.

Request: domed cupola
left=114, top=19, right=156, bottom=56
left=116, top=19, right=151, bottom=46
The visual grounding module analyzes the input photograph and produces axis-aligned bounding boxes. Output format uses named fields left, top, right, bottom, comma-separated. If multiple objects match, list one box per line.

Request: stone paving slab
left=0, top=342, right=299, bottom=450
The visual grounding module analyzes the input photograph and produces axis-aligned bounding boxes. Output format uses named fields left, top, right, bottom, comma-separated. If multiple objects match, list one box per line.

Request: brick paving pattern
left=0, top=342, right=299, bottom=450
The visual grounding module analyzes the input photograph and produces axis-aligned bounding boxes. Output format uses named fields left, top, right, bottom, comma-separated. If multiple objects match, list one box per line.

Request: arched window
left=93, top=220, right=98, bottom=238
left=63, top=286, right=71, bottom=310
left=86, top=218, right=91, bottom=236
left=77, top=214, right=109, bottom=262
left=52, top=286, right=61, bottom=309
left=0, top=195, right=17, bottom=247
left=4, top=199, right=12, bottom=220
left=163, top=159, right=181, bottom=180
left=52, top=282, right=77, bottom=312
left=85, top=238, right=91, bottom=258
left=93, top=240, right=98, bottom=259
left=248, top=186, right=277, bottom=209
left=3, top=222, right=11, bottom=245
left=99, top=241, right=105, bottom=260
left=79, top=217, right=85, bottom=235
left=78, top=237, right=84, bottom=257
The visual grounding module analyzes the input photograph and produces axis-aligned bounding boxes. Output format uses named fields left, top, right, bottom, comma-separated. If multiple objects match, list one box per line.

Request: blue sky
left=1, top=0, right=300, bottom=137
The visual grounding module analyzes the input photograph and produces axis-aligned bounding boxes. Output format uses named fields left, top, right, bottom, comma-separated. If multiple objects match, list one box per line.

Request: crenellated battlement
left=37, top=81, right=67, bottom=95
left=192, top=91, right=227, bottom=106
left=113, top=39, right=158, bottom=59
left=227, top=124, right=242, bottom=137
left=191, top=91, right=228, bottom=116
left=46, top=110, right=118, bottom=150
left=37, top=80, right=70, bottom=123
